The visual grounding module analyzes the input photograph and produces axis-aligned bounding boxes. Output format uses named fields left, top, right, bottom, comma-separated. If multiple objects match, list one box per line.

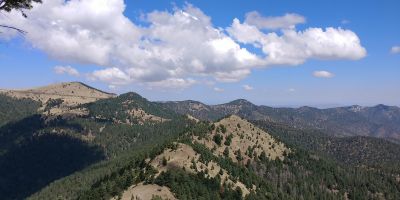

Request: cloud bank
left=0, top=0, right=366, bottom=89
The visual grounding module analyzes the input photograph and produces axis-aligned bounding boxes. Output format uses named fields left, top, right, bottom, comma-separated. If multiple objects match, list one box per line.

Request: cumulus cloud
left=54, top=65, right=80, bottom=76
left=0, top=1, right=367, bottom=89
left=242, top=84, right=254, bottom=91
left=313, top=70, right=335, bottom=78
left=90, top=67, right=130, bottom=85
left=228, top=19, right=367, bottom=65
left=245, top=11, right=305, bottom=30
left=391, top=46, right=400, bottom=54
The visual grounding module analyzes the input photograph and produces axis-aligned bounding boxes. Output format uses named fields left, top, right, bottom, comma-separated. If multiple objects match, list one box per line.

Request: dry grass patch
left=127, top=108, right=170, bottom=124
left=1, top=82, right=114, bottom=106
left=112, top=183, right=176, bottom=200
left=150, top=143, right=252, bottom=197
left=186, top=114, right=200, bottom=122
left=1, top=82, right=115, bottom=116
left=194, top=115, right=290, bottom=164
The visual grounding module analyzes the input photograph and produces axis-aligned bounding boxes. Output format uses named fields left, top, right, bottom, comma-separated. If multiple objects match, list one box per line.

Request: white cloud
left=53, top=65, right=80, bottom=76
left=0, top=1, right=367, bottom=89
left=213, top=87, right=224, bottom=92
left=90, top=67, right=130, bottom=85
left=391, top=46, right=400, bottom=54
left=0, top=1, right=260, bottom=88
left=313, top=70, right=335, bottom=78
left=245, top=11, right=305, bottom=30
left=242, top=84, right=254, bottom=91
left=288, top=88, right=296, bottom=92
left=228, top=19, right=367, bottom=65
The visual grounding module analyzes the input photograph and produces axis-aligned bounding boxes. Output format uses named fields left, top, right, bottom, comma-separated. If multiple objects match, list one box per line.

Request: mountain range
left=0, top=82, right=399, bottom=200
left=164, top=99, right=400, bottom=143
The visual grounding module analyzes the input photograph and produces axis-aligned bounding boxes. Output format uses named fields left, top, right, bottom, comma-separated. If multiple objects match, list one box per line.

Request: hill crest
left=0, top=82, right=115, bottom=106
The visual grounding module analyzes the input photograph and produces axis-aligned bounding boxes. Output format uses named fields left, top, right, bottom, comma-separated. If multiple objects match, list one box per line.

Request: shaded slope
left=0, top=94, right=40, bottom=127
left=0, top=90, right=189, bottom=200
left=0, top=116, right=104, bottom=200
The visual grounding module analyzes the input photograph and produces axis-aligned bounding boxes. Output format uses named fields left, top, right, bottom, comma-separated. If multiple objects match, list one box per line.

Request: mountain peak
left=227, top=99, right=255, bottom=106
left=119, top=92, right=149, bottom=103
left=374, top=104, right=390, bottom=109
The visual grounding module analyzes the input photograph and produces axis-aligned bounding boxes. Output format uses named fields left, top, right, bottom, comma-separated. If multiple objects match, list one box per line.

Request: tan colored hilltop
left=118, top=115, right=290, bottom=199
left=150, top=143, right=253, bottom=197
left=0, top=82, right=115, bottom=105
left=118, top=142, right=252, bottom=199
left=194, top=115, right=289, bottom=164
left=0, top=82, right=115, bottom=115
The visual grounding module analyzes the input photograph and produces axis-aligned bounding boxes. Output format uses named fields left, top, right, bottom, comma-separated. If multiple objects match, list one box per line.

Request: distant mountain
left=0, top=82, right=116, bottom=116
left=0, top=81, right=115, bottom=106
left=163, top=100, right=400, bottom=142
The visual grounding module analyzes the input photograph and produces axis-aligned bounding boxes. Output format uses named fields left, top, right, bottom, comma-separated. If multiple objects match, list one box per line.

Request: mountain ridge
left=163, top=98, right=400, bottom=142
left=0, top=82, right=116, bottom=104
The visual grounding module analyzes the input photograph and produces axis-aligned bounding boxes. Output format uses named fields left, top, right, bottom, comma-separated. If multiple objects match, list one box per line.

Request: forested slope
left=0, top=90, right=190, bottom=199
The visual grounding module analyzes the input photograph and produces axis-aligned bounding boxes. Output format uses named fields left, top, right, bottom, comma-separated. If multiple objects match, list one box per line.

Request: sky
left=0, top=0, right=399, bottom=107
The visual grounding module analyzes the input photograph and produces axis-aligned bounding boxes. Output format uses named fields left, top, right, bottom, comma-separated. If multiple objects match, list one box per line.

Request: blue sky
left=0, top=0, right=399, bottom=107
